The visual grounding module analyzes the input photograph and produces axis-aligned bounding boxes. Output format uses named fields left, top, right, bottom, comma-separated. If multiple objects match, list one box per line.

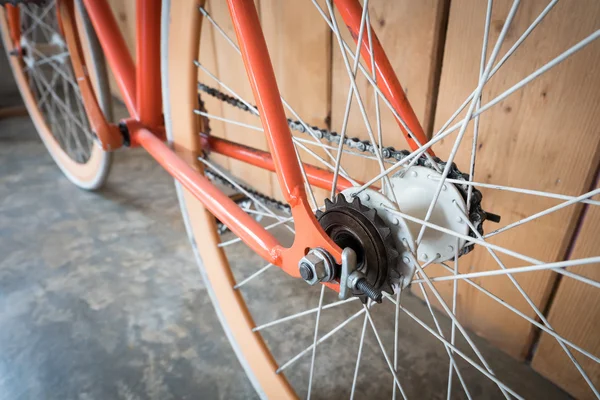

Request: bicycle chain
left=197, top=83, right=491, bottom=255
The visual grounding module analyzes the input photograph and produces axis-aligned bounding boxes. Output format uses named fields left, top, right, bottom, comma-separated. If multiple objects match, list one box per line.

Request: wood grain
left=329, top=0, right=448, bottom=191
left=208, top=0, right=274, bottom=197
left=261, top=0, right=331, bottom=204
left=197, top=2, right=229, bottom=171
left=428, top=0, right=600, bottom=360
left=106, top=1, right=136, bottom=100
left=531, top=195, right=600, bottom=399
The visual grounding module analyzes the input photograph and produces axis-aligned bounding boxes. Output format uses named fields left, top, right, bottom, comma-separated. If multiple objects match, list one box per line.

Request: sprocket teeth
left=380, top=226, right=391, bottom=238
left=366, top=209, right=377, bottom=219
left=351, top=196, right=361, bottom=208
left=381, top=281, right=394, bottom=295
left=324, top=197, right=333, bottom=209
left=337, top=193, right=348, bottom=205
left=388, top=269, right=401, bottom=279
left=315, top=210, right=324, bottom=218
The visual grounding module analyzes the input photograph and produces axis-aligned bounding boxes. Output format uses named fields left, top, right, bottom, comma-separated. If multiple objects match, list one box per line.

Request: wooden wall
left=106, top=1, right=600, bottom=397
left=431, top=1, right=600, bottom=398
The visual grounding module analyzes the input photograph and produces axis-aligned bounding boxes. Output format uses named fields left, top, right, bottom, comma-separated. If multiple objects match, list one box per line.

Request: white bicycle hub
left=300, top=165, right=470, bottom=302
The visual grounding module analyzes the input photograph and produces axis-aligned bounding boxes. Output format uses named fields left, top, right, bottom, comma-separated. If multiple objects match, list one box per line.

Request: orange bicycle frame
left=6, top=0, right=430, bottom=292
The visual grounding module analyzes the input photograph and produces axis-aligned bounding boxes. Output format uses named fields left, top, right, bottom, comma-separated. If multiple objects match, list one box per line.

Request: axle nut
left=298, top=248, right=336, bottom=285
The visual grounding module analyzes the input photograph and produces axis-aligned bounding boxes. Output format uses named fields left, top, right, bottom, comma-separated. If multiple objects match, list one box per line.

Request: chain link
left=197, top=83, right=492, bottom=255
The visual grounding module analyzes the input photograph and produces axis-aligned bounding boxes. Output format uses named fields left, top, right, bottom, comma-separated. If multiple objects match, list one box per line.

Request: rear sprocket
left=316, top=194, right=399, bottom=302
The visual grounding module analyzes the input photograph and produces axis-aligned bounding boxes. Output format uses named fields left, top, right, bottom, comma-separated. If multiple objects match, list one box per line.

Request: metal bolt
left=356, top=279, right=382, bottom=303
left=299, top=263, right=314, bottom=281
left=347, top=271, right=382, bottom=303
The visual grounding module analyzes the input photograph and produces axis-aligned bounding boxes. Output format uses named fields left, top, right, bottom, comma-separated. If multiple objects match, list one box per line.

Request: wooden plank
left=208, top=0, right=274, bottom=198
left=106, top=1, right=136, bottom=102
left=330, top=0, right=448, bottom=191
left=197, top=2, right=229, bottom=171
left=429, top=0, right=600, bottom=360
left=261, top=0, right=331, bottom=204
left=531, top=194, right=600, bottom=399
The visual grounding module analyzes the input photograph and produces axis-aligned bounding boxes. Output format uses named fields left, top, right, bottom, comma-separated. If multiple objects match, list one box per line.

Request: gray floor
left=0, top=69, right=572, bottom=399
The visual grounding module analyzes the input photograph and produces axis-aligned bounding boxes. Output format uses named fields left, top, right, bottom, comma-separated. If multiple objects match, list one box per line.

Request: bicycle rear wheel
left=162, top=1, right=600, bottom=399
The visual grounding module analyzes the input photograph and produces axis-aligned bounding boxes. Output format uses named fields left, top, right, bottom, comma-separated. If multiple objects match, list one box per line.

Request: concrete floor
left=0, top=65, right=572, bottom=399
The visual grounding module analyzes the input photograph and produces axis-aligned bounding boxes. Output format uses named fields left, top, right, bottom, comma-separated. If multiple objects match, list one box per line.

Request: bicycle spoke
left=275, top=307, right=366, bottom=374
left=435, top=261, right=600, bottom=364
left=415, top=0, right=521, bottom=246
left=27, top=66, right=91, bottom=136
left=447, top=239, right=460, bottom=400
left=349, top=313, right=368, bottom=400
left=392, top=290, right=400, bottom=400
left=436, top=29, right=600, bottom=141
left=291, top=137, right=386, bottom=162
left=416, top=275, right=472, bottom=400
left=483, top=188, right=600, bottom=239
left=385, top=206, right=544, bottom=265
left=466, top=0, right=493, bottom=211
left=61, top=74, right=89, bottom=161
left=252, top=297, right=358, bottom=333
left=353, top=29, right=600, bottom=200
left=434, top=0, right=559, bottom=139
left=233, top=263, right=273, bottom=290
left=197, top=7, right=352, bottom=179
left=21, top=4, right=56, bottom=42
left=310, top=0, right=437, bottom=167
left=427, top=176, right=600, bottom=207
left=241, top=208, right=286, bottom=220
left=306, top=285, right=326, bottom=400
left=30, top=70, right=72, bottom=152
left=27, top=45, right=85, bottom=101
left=388, top=297, right=524, bottom=400
left=454, top=204, right=600, bottom=397
left=218, top=217, right=295, bottom=248
left=20, top=1, right=54, bottom=38
left=325, top=0, right=394, bottom=199
left=365, top=10, right=385, bottom=183
left=410, top=254, right=506, bottom=397
left=24, top=52, right=69, bottom=69
left=327, top=0, right=370, bottom=198
left=193, top=72, right=360, bottom=187
left=199, top=158, right=295, bottom=234
left=193, top=109, right=262, bottom=131
left=33, top=64, right=61, bottom=111
left=363, top=305, right=408, bottom=400
left=413, top=257, right=600, bottom=287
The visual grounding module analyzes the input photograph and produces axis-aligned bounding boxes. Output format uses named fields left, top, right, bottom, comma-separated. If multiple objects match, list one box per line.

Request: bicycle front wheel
left=0, top=0, right=112, bottom=190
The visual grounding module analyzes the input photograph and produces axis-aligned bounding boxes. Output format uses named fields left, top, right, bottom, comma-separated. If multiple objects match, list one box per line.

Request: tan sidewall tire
left=160, top=1, right=296, bottom=399
left=0, top=6, right=111, bottom=191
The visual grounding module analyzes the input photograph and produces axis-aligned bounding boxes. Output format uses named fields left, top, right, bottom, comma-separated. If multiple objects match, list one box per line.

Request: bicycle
left=1, top=0, right=599, bottom=398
